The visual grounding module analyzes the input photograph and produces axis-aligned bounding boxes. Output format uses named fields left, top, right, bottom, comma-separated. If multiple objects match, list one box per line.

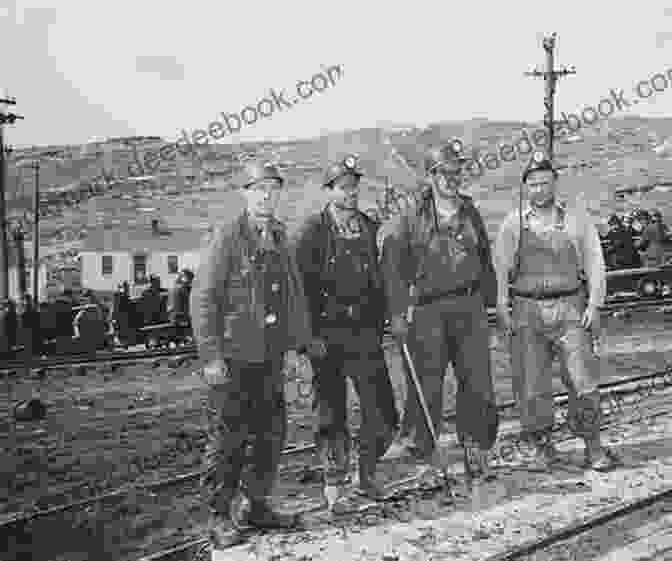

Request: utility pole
left=0, top=93, right=24, bottom=353
left=32, top=161, right=40, bottom=303
left=524, top=33, right=576, bottom=161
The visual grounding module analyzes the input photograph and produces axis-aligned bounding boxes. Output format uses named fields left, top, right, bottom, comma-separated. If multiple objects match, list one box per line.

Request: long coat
left=190, top=212, right=313, bottom=364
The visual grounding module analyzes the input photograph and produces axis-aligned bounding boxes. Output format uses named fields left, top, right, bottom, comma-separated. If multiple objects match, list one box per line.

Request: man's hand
left=390, top=314, right=409, bottom=340
left=581, top=304, right=598, bottom=330
left=496, top=304, right=513, bottom=336
left=306, top=337, right=328, bottom=359
left=201, top=359, right=230, bottom=386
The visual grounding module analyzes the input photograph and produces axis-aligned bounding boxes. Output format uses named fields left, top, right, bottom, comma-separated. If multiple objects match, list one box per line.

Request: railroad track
left=484, top=486, right=672, bottom=561
left=134, top=400, right=672, bottom=561
left=2, top=296, right=672, bottom=374
left=2, top=367, right=671, bottom=533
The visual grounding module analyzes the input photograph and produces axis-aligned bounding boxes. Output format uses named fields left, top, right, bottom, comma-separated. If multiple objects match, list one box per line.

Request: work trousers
left=510, top=293, right=601, bottom=440
left=311, top=325, right=398, bottom=485
left=201, top=357, right=286, bottom=515
left=402, top=292, right=499, bottom=454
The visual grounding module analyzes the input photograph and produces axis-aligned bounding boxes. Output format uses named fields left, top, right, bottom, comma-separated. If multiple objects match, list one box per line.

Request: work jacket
left=381, top=194, right=497, bottom=317
left=293, top=207, right=388, bottom=334
left=191, top=212, right=312, bottom=364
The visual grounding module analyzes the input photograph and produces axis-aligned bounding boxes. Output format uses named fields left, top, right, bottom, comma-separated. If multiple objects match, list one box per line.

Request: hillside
left=5, top=117, right=672, bottom=267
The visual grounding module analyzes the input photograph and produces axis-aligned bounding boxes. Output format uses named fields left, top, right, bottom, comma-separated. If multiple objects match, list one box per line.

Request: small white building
left=80, top=221, right=205, bottom=296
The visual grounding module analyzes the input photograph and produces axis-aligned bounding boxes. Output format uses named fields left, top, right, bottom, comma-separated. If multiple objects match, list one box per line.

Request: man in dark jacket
left=293, top=155, right=399, bottom=505
left=190, top=160, right=315, bottom=547
left=604, top=214, right=641, bottom=270
left=381, top=142, right=499, bottom=480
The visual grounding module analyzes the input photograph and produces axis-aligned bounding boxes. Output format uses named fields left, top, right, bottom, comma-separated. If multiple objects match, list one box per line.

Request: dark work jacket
left=381, top=193, right=497, bottom=317
left=190, top=212, right=312, bottom=364
left=293, top=207, right=388, bottom=335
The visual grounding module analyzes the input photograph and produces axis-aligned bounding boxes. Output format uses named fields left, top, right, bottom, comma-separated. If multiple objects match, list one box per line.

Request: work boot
left=208, top=514, right=247, bottom=550
left=358, top=463, right=387, bottom=500
left=583, top=438, right=622, bottom=472
left=462, top=436, right=495, bottom=481
left=245, top=499, right=301, bottom=530
left=525, top=429, right=559, bottom=471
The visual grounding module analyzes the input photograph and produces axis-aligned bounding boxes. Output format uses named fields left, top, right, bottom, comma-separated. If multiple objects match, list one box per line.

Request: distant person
left=169, top=270, right=194, bottom=326
left=604, top=214, right=641, bottom=269
left=113, top=282, right=135, bottom=345
left=73, top=290, right=107, bottom=352
left=639, top=209, right=668, bottom=267
left=141, top=275, right=165, bottom=325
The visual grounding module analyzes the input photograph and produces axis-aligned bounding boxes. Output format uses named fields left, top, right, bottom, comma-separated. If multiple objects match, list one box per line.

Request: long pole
left=524, top=33, right=576, bottom=162
left=0, top=126, right=8, bottom=312
left=32, top=161, right=40, bottom=303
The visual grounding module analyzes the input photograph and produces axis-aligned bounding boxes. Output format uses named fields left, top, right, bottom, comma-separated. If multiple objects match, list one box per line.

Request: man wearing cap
left=293, top=154, right=399, bottom=504
left=494, top=151, right=620, bottom=471
left=603, top=214, right=641, bottom=270
left=638, top=209, right=668, bottom=267
left=190, top=160, right=314, bottom=546
left=381, top=141, right=499, bottom=479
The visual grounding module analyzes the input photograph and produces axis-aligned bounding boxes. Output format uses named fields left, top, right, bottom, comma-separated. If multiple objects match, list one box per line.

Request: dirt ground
left=1, top=311, right=671, bottom=560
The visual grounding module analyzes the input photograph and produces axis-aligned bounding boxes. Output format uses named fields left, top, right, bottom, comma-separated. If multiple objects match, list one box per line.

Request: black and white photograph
left=1, top=2, right=671, bottom=560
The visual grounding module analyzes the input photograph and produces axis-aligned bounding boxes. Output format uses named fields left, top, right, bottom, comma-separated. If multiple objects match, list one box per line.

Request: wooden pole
left=32, top=161, right=39, bottom=303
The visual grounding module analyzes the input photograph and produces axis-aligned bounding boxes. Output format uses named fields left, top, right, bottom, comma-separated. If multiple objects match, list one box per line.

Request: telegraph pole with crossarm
left=524, top=32, right=576, bottom=161
left=0, top=93, right=24, bottom=352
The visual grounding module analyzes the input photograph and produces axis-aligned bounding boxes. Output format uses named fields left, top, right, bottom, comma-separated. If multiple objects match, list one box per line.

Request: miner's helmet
left=240, top=160, right=284, bottom=189
left=608, top=213, right=622, bottom=227
left=323, top=154, right=364, bottom=187
left=522, top=149, right=557, bottom=183
left=423, top=139, right=466, bottom=175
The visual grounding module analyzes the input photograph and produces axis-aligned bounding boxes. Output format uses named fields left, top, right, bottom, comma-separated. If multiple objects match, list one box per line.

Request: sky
left=1, top=0, right=672, bottom=149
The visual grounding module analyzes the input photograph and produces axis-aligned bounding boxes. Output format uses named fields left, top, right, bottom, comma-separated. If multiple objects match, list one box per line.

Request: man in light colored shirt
left=494, top=150, right=619, bottom=472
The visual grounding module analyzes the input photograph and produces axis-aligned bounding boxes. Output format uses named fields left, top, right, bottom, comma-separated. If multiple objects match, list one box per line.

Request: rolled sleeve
left=493, top=212, right=519, bottom=308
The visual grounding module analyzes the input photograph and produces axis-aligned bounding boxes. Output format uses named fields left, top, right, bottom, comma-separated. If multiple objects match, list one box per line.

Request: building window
left=102, top=255, right=113, bottom=276
left=133, top=254, right=147, bottom=284
left=167, top=255, right=179, bottom=274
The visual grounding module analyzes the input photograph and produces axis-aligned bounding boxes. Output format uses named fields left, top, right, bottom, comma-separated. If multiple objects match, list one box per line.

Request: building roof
left=82, top=225, right=205, bottom=253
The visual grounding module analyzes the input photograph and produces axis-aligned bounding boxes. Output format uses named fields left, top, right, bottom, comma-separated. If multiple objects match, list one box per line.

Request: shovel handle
left=401, top=341, right=439, bottom=446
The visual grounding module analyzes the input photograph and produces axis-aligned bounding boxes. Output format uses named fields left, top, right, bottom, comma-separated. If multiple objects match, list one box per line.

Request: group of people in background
left=190, top=144, right=624, bottom=549
left=602, top=208, right=670, bottom=269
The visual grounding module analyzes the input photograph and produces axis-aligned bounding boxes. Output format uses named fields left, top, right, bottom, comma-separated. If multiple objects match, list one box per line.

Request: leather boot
left=462, top=435, right=495, bottom=481
left=208, top=514, right=247, bottom=549
left=358, top=460, right=387, bottom=500
left=526, top=428, right=559, bottom=471
left=245, top=498, right=301, bottom=530
left=575, top=393, right=622, bottom=472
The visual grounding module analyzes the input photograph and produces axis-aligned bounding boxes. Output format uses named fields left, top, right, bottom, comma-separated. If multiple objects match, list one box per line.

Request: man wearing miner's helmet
left=293, top=154, right=399, bottom=506
left=494, top=151, right=621, bottom=472
left=381, top=139, right=499, bottom=480
left=190, top=159, right=314, bottom=546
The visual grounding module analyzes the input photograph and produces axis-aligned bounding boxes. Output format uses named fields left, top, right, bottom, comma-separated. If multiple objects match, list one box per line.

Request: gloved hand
left=201, top=358, right=231, bottom=386
left=307, top=337, right=328, bottom=359
left=390, top=314, right=409, bottom=339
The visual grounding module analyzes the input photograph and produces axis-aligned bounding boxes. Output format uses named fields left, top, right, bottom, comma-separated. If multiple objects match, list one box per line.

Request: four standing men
left=381, top=143, right=499, bottom=478
left=494, top=151, right=619, bottom=471
left=193, top=145, right=625, bottom=549
left=293, top=155, right=399, bottom=502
